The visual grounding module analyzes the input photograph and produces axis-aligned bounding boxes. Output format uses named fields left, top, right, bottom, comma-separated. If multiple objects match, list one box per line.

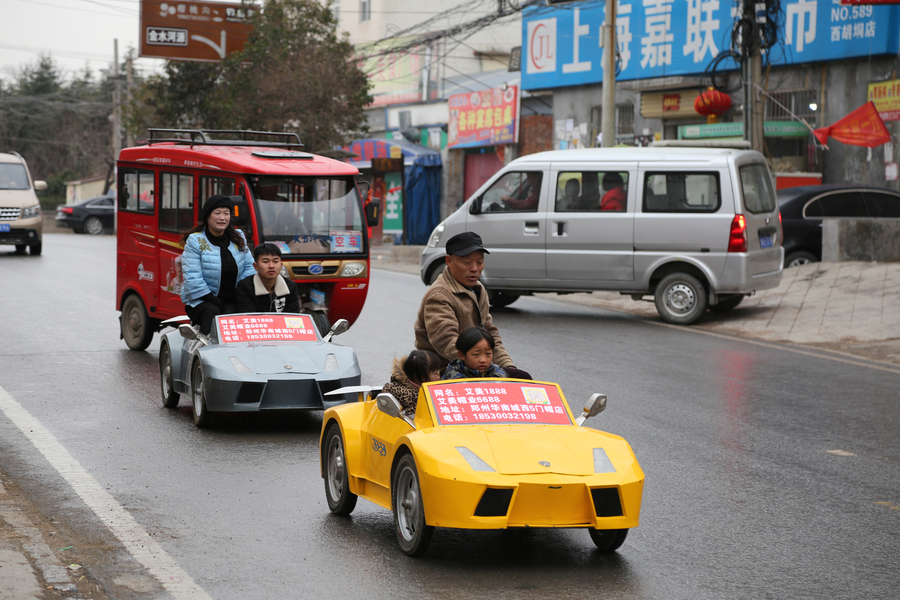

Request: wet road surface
left=1, top=235, right=898, bottom=599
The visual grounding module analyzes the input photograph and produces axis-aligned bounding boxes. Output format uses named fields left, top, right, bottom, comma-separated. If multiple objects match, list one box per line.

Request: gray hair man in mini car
left=414, top=231, right=530, bottom=379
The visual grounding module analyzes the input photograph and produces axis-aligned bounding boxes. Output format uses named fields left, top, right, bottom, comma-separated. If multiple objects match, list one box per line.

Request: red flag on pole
left=814, top=102, right=891, bottom=147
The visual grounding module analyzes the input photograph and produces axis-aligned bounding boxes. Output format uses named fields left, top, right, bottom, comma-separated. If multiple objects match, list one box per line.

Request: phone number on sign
left=472, top=412, right=538, bottom=421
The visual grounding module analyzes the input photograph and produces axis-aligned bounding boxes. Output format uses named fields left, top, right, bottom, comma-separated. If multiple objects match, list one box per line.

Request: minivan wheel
left=14, top=244, right=27, bottom=254
left=488, top=290, right=520, bottom=308
left=654, top=272, right=707, bottom=325
left=785, top=251, right=817, bottom=268
left=710, top=295, right=744, bottom=312
left=29, top=242, right=41, bottom=256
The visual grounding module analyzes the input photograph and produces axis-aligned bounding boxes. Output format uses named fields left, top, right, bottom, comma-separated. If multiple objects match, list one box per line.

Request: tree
left=128, top=0, right=371, bottom=152
left=0, top=54, right=115, bottom=207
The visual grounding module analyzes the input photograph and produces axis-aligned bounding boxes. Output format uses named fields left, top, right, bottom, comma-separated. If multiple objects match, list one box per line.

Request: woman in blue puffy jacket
left=180, top=195, right=255, bottom=334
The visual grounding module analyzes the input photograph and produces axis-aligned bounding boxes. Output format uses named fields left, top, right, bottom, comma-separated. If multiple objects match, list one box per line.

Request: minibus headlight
left=21, top=204, right=41, bottom=219
left=427, top=222, right=445, bottom=247
left=340, top=262, right=365, bottom=277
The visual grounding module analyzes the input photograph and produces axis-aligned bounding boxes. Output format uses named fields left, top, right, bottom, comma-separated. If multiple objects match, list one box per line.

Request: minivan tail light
left=778, top=211, right=783, bottom=246
left=728, top=215, right=748, bottom=253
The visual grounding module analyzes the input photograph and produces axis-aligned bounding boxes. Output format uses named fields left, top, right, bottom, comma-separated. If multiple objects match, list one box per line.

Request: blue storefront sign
left=522, top=0, right=900, bottom=90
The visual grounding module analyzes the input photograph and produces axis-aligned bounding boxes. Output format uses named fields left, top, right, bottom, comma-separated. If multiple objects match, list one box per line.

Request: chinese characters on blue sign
left=521, top=0, right=900, bottom=90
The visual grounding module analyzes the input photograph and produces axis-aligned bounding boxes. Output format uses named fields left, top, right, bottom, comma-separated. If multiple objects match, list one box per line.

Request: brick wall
left=518, top=115, right=554, bottom=157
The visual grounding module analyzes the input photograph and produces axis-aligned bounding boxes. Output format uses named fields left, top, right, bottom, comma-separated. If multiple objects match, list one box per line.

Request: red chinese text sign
left=216, top=314, right=318, bottom=343
left=425, top=380, right=572, bottom=426
left=448, top=86, right=519, bottom=149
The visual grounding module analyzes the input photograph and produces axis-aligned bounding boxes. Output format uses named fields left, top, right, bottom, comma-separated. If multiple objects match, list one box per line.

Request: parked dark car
left=777, top=184, right=900, bottom=267
left=55, top=194, right=115, bottom=235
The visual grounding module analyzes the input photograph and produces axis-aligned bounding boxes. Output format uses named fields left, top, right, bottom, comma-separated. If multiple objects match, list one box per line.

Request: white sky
left=1, top=0, right=164, bottom=84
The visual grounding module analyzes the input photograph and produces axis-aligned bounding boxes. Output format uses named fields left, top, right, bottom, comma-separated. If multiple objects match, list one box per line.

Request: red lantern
left=694, top=88, right=732, bottom=123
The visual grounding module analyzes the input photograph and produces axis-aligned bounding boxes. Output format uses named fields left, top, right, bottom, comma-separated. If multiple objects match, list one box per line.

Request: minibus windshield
left=251, top=176, right=365, bottom=255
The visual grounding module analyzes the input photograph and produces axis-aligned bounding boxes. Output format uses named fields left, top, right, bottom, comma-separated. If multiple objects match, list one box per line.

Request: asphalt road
left=1, top=235, right=898, bottom=600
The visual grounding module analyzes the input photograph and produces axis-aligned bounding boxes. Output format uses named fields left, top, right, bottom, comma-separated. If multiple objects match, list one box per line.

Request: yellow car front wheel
left=392, top=454, right=433, bottom=556
left=589, top=528, right=628, bottom=552
left=323, top=424, right=357, bottom=515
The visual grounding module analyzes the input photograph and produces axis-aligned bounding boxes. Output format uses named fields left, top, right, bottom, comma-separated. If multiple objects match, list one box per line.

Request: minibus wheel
left=121, top=294, right=154, bottom=351
left=654, top=272, right=707, bottom=325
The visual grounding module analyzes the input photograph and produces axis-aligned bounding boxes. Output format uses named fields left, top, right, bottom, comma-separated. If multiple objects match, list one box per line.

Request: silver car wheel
left=191, top=360, right=210, bottom=428
left=664, top=282, right=695, bottom=314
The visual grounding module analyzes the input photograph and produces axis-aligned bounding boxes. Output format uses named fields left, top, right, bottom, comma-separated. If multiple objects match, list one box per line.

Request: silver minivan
left=420, top=147, right=783, bottom=324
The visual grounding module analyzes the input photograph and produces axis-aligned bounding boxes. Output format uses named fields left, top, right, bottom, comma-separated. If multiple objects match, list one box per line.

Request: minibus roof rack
left=146, top=128, right=304, bottom=149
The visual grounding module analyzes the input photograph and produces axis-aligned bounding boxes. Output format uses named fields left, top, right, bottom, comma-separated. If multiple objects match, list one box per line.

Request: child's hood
left=391, top=356, right=411, bottom=386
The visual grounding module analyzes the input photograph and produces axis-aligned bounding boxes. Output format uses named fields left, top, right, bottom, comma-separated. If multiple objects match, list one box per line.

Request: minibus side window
left=642, top=172, right=720, bottom=213
left=159, top=172, right=195, bottom=233
left=199, top=177, right=235, bottom=203
left=477, top=171, right=542, bottom=213
left=555, top=171, right=628, bottom=212
left=119, top=169, right=155, bottom=214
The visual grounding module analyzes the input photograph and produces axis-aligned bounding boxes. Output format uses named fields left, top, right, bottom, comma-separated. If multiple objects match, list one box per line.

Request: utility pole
left=741, top=1, right=764, bottom=152
left=125, top=55, right=134, bottom=149
left=111, top=40, right=122, bottom=160
left=600, top=0, right=616, bottom=148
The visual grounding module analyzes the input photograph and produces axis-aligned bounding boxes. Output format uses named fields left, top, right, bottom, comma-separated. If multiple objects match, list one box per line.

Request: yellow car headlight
left=456, top=446, right=495, bottom=472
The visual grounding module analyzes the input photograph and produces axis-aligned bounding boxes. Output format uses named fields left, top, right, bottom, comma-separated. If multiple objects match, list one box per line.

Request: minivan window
left=804, top=192, right=868, bottom=218
left=477, top=171, right=541, bottom=213
left=0, top=164, right=29, bottom=190
left=251, top=176, right=364, bottom=255
left=555, top=171, right=628, bottom=212
left=119, top=169, right=155, bottom=214
left=865, top=191, right=900, bottom=218
left=643, top=172, right=720, bottom=213
left=159, top=172, right=194, bottom=233
left=739, top=163, right=777, bottom=214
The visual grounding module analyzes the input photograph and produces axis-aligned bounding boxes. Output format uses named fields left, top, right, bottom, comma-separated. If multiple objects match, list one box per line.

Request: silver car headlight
left=229, top=356, right=254, bottom=373
left=21, top=204, right=41, bottom=219
left=340, top=262, right=365, bottom=277
left=427, top=222, right=445, bottom=248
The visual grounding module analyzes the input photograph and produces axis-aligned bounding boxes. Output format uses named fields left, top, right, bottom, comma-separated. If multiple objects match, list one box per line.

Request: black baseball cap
left=445, top=231, right=490, bottom=256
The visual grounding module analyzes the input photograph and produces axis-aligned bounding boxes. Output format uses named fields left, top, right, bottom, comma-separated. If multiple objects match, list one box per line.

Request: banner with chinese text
left=867, top=79, right=900, bottom=121
left=216, top=314, right=318, bottom=344
left=448, top=86, right=519, bottom=149
left=522, top=0, right=900, bottom=89
left=425, top=380, right=573, bottom=426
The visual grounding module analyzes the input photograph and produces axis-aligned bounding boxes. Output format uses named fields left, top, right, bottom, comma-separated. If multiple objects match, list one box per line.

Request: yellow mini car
left=319, top=379, right=644, bottom=556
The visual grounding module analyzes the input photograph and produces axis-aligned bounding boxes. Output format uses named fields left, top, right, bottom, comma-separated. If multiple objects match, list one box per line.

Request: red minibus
left=116, top=129, right=375, bottom=350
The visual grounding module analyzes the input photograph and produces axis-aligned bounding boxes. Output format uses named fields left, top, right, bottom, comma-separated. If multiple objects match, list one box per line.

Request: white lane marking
left=0, top=386, right=212, bottom=600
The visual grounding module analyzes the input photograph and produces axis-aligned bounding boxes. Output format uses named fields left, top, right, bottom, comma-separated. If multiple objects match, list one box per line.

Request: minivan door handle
left=524, top=221, right=540, bottom=235
left=553, top=221, right=567, bottom=237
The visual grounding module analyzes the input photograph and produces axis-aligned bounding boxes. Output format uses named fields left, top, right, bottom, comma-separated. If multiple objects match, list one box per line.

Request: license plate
left=0, top=223, right=9, bottom=232
left=760, top=234, right=774, bottom=248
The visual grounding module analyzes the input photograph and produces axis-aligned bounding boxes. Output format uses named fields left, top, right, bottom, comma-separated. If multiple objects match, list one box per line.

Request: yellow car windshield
left=423, top=380, right=574, bottom=426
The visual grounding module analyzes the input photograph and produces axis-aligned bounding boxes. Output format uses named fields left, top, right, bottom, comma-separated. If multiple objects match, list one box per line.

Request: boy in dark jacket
left=235, top=243, right=301, bottom=313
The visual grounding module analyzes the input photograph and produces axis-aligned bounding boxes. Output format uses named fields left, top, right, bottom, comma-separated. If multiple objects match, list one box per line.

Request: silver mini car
left=421, top=146, right=784, bottom=324
left=159, top=313, right=361, bottom=427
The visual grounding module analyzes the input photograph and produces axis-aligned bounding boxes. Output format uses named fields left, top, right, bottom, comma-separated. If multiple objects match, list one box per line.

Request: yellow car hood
left=480, top=427, right=595, bottom=476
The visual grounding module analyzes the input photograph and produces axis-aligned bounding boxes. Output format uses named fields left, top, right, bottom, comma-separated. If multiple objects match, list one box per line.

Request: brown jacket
left=413, top=268, right=513, bottom=368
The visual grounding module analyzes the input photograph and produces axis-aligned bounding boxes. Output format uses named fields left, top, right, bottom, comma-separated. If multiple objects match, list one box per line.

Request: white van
left=420, top=147, right=783, bottom=324
left=0, top=152, right=46, bottom=255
